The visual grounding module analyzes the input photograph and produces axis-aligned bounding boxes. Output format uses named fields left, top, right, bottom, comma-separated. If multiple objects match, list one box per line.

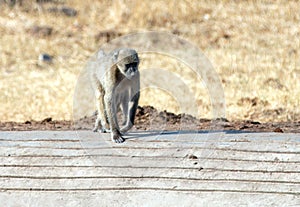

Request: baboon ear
left=97, top=50, right=105, bottom=59
left=112, top=51, right=119, bottom=63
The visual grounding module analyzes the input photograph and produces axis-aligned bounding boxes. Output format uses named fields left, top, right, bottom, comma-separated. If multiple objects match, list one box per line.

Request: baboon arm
left=129, top=91, right=140, bottom=125
left=104, top=94, right=116, bottom=130
left=93, top=92, right=109, bottom=132
left=104, top=93, right=124, bottom=143
left=120, top=91, right=140, bottom=133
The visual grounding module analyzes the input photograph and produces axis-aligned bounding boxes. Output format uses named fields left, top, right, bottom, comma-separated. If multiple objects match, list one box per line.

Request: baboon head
left=115, top=48, right=139, bottom=80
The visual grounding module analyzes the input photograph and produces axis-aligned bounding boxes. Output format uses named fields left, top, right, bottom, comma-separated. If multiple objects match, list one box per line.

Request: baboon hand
left=112, top=133, right=125, bottom=143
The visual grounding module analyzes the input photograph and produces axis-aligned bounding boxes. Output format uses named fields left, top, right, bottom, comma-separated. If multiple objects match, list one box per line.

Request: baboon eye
left=125, top=62, right=137, bottom=71
left=124, top=64, right=130, bottom=72
left=126, top=63, right=137, bottom=68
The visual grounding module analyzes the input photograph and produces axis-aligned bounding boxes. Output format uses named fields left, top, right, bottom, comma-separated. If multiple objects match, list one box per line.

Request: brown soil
left=0, top=106, right=299, bottom=133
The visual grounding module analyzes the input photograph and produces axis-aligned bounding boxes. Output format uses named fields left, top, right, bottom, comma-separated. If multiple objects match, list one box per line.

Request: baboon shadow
left=124, top=130, right=256, bottom=140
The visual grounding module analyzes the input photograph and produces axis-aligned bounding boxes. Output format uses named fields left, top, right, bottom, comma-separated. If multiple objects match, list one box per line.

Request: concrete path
left=0, top=131, right=299, bottom=207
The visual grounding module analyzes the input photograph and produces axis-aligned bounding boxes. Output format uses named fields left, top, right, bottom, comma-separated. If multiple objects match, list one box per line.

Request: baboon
left=90, top=48, right=140, bottom=143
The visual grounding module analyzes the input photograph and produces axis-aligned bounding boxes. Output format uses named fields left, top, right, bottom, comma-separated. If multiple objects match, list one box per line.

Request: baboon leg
left=104, top=93, right=124, bottom=143
left=120, top=94, right=129, bottom=127
left=93, top=91, right=110, bottom=133
left=120, top=91, right=139, bottom=133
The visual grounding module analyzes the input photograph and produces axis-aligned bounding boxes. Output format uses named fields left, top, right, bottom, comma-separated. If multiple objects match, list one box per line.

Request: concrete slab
left=0, top=131, right=299, bottom=207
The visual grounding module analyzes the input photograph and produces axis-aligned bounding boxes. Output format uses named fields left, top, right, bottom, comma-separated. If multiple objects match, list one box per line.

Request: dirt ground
left=1, top=1, right=300, bottom=123
left=1, top=106, right=299, bottom=133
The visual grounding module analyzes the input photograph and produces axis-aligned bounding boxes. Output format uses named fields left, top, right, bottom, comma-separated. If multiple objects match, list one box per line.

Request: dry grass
left=0, top=0, right=299, bottom=122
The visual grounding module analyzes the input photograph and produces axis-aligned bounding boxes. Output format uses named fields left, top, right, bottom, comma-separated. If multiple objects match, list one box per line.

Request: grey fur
left=90, top=48, right=140, bottom=143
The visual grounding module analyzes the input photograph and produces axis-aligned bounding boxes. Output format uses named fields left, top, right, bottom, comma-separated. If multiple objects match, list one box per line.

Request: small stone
left=41, top=117, right=52, bottom=123
left=215, top=117, right=229, bottom=122
left=24, top=120, right=31, bottom=124
left=30, top=25, right=53, bottom=37
left=48, top=6, right=77, bottom=17
left=186, top=154, right=198, bottom=159
left=61, top=6, right=77, bottom=17
left=274, top=127, right=283, bottom=133
left=203, top=14, right=210, bottom=21
left=240, top=125, right=249, bottom=130
left=38, top=53, right=53, bottom=63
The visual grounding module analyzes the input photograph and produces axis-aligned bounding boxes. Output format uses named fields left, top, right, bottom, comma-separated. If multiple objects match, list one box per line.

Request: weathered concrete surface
left=0, top=131, right=299, bottom=207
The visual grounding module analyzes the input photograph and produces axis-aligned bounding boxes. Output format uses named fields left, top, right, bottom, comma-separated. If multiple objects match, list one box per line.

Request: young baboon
left=90, top=48, right=140, bottom=143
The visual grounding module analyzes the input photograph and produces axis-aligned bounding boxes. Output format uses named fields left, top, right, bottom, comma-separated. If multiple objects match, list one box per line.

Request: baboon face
left=116, top=49, right=139, bottom=80
left=121, top=61, right=139, bottom=80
